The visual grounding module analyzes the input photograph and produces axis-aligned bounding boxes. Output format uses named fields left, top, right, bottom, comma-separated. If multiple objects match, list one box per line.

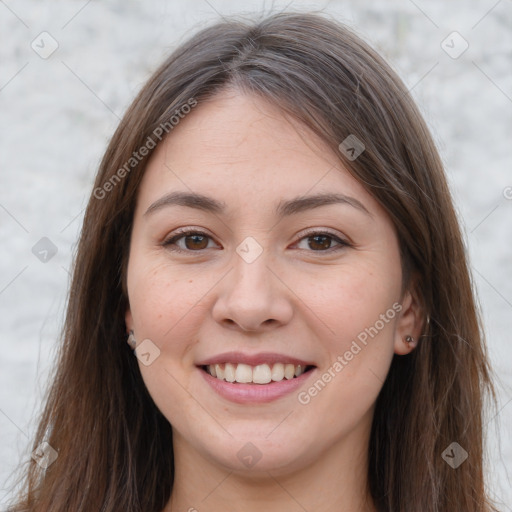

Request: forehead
left=135, top=89, right=384, bottom=218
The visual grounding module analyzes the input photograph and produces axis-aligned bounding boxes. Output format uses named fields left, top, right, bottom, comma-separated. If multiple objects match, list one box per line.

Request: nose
left=211, top=250, right=294, bottom=333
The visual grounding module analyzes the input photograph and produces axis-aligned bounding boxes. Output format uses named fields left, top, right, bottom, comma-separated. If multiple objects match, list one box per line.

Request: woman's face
left=125, top=89, right=420, bottom=475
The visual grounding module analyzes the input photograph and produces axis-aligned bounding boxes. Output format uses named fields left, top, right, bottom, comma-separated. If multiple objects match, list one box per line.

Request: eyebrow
left=144, top=191, right=371, bottom=218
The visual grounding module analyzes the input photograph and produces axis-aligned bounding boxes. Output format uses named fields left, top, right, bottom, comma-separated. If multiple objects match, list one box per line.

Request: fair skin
left=125, top=89, right=422, bottom=512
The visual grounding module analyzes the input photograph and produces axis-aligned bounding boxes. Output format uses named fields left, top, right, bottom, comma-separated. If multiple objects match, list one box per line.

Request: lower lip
left=199, top=367, right=316, bottom=404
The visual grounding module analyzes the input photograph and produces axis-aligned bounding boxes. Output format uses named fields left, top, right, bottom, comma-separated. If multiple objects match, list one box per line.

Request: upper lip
left=196, top=351, right=316, bottom=367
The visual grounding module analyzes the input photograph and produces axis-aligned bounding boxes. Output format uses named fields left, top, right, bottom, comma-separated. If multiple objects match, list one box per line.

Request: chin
left=198, top=433, right=317, bottom=476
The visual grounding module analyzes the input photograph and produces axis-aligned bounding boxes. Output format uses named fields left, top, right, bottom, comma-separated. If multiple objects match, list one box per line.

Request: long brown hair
left=8, top=11, right=498, bottom=512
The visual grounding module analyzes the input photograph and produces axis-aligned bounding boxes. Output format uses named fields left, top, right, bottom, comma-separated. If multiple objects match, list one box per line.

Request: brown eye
left=295, top=231, right=350, bottom=252
left=183, top=234, right=209, bottom=250
left=308, top=234, right=334, bottom=251
left=163, top=230, right=216, bottom=252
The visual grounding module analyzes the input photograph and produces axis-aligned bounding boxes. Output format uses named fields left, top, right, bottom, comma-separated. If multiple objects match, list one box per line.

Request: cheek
left=313, top=300, right=399, bottom=427
left=127, top=258, right=215, bottom=342
left=126, top=260, right=213, bottom=417
left=293, top=262, right=400, bottom=406
left=297, top=260, right=401, bottom=344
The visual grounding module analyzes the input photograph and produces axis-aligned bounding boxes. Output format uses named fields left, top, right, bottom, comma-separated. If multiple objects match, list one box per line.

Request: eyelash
left=162, top=228, right=352, bottom=254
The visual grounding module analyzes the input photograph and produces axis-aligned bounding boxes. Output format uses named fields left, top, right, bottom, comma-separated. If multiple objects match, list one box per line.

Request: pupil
left=186, top=234, right=207, bottom=250
left=310, top=235, right=330, bottom=250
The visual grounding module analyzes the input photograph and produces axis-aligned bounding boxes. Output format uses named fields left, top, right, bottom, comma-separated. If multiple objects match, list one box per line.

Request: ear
left=394, top=279, right=424, bottom=356
left=125, top=307, right=134, bottom=335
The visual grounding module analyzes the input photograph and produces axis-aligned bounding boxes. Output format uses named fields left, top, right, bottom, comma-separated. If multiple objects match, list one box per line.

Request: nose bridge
left=230, top=242, right=275, bottom=304
left=233, top=251, right=272, bottom=296
left=230, top=233, right=274, bottom=289
left=212, top=237, right=293, bottom=331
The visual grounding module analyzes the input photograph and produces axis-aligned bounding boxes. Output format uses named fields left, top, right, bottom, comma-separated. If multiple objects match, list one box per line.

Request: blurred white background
left=1, top=0, right=511, bottom=509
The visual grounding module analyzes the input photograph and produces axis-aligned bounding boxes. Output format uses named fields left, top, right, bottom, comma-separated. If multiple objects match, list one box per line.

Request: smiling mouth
left=201, top=362, right=316, bottom=384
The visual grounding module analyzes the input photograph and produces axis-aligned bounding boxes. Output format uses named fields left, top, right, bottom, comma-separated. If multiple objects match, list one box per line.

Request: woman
left=9, top=11, right=498, bottom=512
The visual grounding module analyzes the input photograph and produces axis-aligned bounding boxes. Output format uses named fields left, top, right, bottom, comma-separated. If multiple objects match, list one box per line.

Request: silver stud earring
left=127, top=330, right=136, bottom=350
left=404, top=335, right=415, bottom=345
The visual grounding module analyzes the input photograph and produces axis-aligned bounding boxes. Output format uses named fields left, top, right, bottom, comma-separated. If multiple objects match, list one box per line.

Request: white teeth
left=235, top=363, right=253, bottom=383
left=253, top=364, right=272, bottom=384
left=205, top=362, right=310, bottom=384
left=271, top=363, right=285, bottom=381
left=224, top=363, right=236, bottom=382
left=284, top=364, right=295, bottom=380
left=214, top=364, right=223, bottom=380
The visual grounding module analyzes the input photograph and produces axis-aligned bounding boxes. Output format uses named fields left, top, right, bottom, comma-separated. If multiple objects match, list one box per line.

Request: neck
left=163, top=426, right=376, bottom=512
